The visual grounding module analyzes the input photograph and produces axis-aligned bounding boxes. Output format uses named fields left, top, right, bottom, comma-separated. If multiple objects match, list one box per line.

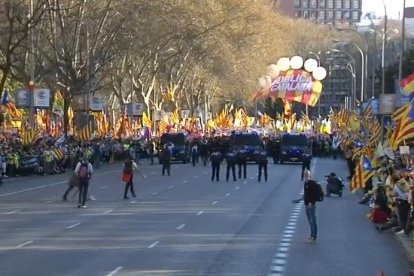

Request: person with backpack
left=161, top=144, right=172, bottom=176
left=122, top=156, right=146, bottom=199
left=302, top=169, right=323, bottom=243
left=74, top=156, right=93, bottom=208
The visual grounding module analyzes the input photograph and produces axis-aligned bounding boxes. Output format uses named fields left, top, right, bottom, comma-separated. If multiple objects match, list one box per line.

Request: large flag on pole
left=350, top=155, right=374, bottom=193
left=400, top=72, right=414, bottom=96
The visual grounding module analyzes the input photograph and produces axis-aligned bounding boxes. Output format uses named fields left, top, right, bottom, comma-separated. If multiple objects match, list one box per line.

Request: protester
left=122, top=156, right=146, bottom=199
left=74, top=155, right=93, bottom=208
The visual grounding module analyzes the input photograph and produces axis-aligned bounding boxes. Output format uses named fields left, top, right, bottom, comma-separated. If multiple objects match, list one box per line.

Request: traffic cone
left=378, top=270, right=384, bottom=276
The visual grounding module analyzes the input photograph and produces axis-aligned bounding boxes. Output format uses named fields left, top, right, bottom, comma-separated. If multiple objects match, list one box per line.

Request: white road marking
left=269, top=265, right=284, bottom=272
left=287, top=222, right=296, bottom=226
left=243, top=181, right=247, bottom=184
left=235, top=186, right=240, bottom=190
left=106, top=266, right=123, bottom=276
left=5, top=210, right=19, bottom=215
left=281, top=238, right=291, bottom=242
left=275, top=252, right=287, bottom=258
left=130, top=200, right=137, bottom=204
left=176, top=224, right=186, bottom=230
left=168, top=185, right=175, bottom=189
left=282, top=234, right=293, bottom=238
left=225, top=193, right=231, bottom=197
left=212, top=201, right=218, bottom=205
left=283, top=230, right=295, bottom=234
left=182, top=180, right=188, bottom=183
left=285, top=226, right=296, bottom=230
left=279, top=243, right=290, bottom=247
left=104, top=210, right=112, bottom=215
left=0, top=169, right=121, bottom=198
left=273, top=259, right=287, bottom=265
left=194, top=176, right=199, bottom=179
left=278, top=247, right=289, bottom=252
left=16, top=241, right=33, bottom=248
left=67, top=223, right=81, bottom=229
left=89, top=196, right=96, bottom=201
left=45, top=200, right=53, bottom=203
left=148, top=241, right=159, bottom=248
left=196, top=211, right=203, bottom=216
left=152, top=192, right=158, bottom=196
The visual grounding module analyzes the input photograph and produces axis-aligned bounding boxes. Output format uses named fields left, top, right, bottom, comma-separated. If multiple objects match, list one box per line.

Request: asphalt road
left=0, top=157, right=411, bottom=276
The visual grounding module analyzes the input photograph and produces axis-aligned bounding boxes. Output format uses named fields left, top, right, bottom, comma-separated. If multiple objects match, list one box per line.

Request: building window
left=344, top=0, right=350, bottom=9
left=295, top=0, right=301, bottom=7
left=352, top=0, right=359, bottom=9
left=336, top=0, right=342, bottom=8
left=344, top=11, right=350, bottom=19
left=336, top=10, right=342, bottom=19
left=328, top=10, right=334, bottom=19
left=327, top=0, right=334, bottom=9
left=303, top=11, right=309, bottom=18
left=295, top=11, right=302, bottom=18
left=310, top=0, right=317, bottom=8
left=352, top=11, right=359, bottom=20
left=319, top=0, right=326, bottom=8
left=319, top=10, right=326, bottom=20
left=302, top=0, right=308, bottom=8
left=311, top=11, right=317, bottom=19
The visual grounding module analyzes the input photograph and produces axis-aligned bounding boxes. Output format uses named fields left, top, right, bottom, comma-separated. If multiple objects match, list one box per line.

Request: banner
left=15, top=88, right=31, bottom=108
left=89, top=96, right=103, bottom=111
left=52, top=91, right=64, bottom=116
left=379, top=94, right=395, bottom=115
left=33, top=88, right=50, bottom=108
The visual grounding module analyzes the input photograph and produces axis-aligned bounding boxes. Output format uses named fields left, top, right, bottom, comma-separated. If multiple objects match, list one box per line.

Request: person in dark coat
left=161, top=145, right=172, bottom=176
left=225, top=150, right=237, bottom=181
left=236, top=149, right=247, bottom=179
left=210, top=150, right=223, bottom=182
left=301, top=154, right=312, bottom=180
left=256, top=150, right=268, bottom=182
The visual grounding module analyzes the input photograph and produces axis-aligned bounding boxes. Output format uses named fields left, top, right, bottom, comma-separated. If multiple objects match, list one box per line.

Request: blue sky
left=362, top=0, right=414, bottom=19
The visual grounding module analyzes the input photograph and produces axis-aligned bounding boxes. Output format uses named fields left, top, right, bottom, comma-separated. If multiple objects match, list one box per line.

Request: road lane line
left=212, top=201, right=218, bottom=205
left=235, top=186, right=240, bottom=190
left=16, top=241, right=33, bottom=248
left=194, top=176, right=199, bottom=179
left=45, top=200, right=53, bottom=203
left=0, top=169, right=120, bottom=197
left=243, top=181, right=247, bottom=184
left=176, top=224, right=186, bottom=230
left=152, top=192, right=158, bottom=196
left=168, top=185, right=175, bottom=189
left=225, top=193, right=231, bottom=197
left=148, top=241, right=159, bottom=248
left=182, top=180, right=188, bottom=183
left=196, top=211, right=203, bottom=216
left=104, top=210, right=113, bottom=215
left=5, top=210, right=19, bottom=215
left=106, top=266, right=123, bottom=276
left=130, top=200, right=137, bottom=204
left=67, top=223, right=81, bottom=229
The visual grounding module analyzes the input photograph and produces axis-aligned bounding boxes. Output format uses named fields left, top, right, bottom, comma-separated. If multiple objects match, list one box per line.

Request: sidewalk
left=314, top=157, right=414, bottom=264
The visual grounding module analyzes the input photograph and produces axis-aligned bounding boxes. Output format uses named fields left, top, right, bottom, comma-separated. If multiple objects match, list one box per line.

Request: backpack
left=123, top=160, right=133, bottom=174
left=314, top=181, right=324, bottom=202
left=78, top=163, right=89, bottom=179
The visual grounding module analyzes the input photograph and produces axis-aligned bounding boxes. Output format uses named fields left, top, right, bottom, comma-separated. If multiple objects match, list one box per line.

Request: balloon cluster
left=259, top=56, right=327, bottom=89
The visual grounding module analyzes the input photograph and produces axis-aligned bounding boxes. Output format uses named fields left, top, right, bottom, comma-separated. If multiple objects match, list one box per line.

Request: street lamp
left=333, top=40, right=365, bottom=102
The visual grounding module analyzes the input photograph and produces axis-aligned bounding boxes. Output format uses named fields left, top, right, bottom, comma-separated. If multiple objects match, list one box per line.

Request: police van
left=229, top=132, right=265, bottom=161
left=159, top=133, right=191, bottom=163
left=280, top=133, right=311, bottom=164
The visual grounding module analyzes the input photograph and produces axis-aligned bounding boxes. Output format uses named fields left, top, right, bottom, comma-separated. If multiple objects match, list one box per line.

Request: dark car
left=230, top=132, right=265, bottom=161
left=158, top=133, right=190, bottom=163
left=280, top=133, right=311, bottom=164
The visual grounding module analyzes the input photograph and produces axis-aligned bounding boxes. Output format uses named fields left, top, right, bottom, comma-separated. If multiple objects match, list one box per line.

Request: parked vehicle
left=158, top=133, right=190, bottom=163
left=280, top=133, right=311, bottom=164
left=229, top=132, right=265, bottom=162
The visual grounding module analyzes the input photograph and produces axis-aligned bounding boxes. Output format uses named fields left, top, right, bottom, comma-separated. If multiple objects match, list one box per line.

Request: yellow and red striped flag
left=350, top=155, right=374, bottom=193
left=78, top=121, right=93, bottom=142
left=392, top=103, right=411, bottom=122
left=142, top=112, right=152, bottom=128
left=363, top=101, right=373, bottom=119
left=400, top=72, right=414, bottom=96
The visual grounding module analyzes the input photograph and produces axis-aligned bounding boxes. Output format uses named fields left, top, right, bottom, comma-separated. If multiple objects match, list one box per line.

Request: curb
left=394, top=233, right=414, bottom=264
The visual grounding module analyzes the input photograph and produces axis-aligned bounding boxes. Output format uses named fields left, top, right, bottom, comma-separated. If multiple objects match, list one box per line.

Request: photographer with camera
left=325, top=172, right=344, bottom=197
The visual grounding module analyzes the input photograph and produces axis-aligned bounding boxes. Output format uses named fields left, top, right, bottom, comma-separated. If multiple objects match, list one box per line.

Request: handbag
left=121, top=172, right=131, bottom=182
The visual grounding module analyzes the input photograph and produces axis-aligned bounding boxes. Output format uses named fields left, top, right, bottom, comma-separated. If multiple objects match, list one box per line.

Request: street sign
left=379, top=94, right=395, bottom=115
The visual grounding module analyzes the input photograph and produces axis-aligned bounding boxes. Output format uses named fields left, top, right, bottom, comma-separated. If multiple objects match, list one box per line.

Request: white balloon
left=267, top=64, right=280, bottom=79
left=290, top=56, right=304, bottom=69
left=277, top=57, right=291, bottom=71
left=258, top=76, right=268, bottom=88
left=304, top=58, right=318, bottom=72
left=312, top=67, right=327, bottom=81
left=264, top=75, right=272, bottom=86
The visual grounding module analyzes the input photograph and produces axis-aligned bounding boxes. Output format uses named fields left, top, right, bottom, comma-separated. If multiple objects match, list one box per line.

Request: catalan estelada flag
left=78, top=121, right=93, bottom=142
left=400, top=72, right=414, bottom=96
left=350, top=155, right=374, bottom=193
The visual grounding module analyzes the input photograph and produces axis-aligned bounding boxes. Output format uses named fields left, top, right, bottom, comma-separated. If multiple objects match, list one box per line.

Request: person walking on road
left=210, top=150, right=223, bottom=182
left=301, top=154, right=311, bottom=180
left=303, top=170, right=319, bottom=243
left=191, top=143, right=198, bottom=167
left=122, top=156, right=146, bottom=199
left=74, top=156, right=93, bottom=208
left=161, top=144, right=172, bottom=176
